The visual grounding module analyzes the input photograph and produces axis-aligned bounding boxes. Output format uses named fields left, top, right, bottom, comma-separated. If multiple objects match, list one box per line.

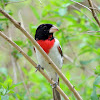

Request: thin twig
left=18, top=11, right=25, bottom=29
left=67, top=32, right=100, bottom=37
left=69, top=31, right=100, bottom=37
left=8, top=25, right=18, bottom=100
left=38, top=0, right=44, bottom=7
left=68, top=40, right=78, bottom=59
left=82, top=32, right=100, bottom=37
left=71, top=5, right=98, bottom=26
left=16, top=12, right=30, bottom=97
left=87, top=31, right=100, bottom=33
left=0, top=31, right=69, bottom=100
left=11, top=56, right=17, bottom=84
left=18, top=10, right=26, bottom=39
left=5, top=0, right=27, bottom=5
left=63, top=54, right=74, bottom=63
left=70, top=0, right=91, bottom=12
left=15, top=61, right=30, bottom=99
left=0, top=8, right=82, bottom=100
left=93, top=3, right=100, bottom=13
left=11, top=56, right=18, bottom=100
left=88, top=0, right=100, bottom=27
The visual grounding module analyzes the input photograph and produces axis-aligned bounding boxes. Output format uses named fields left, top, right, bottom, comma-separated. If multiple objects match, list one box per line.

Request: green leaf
left=65, top=71, right=71, bottom=80
left=62, top=3, right=71, bottom=7
left=29, top=24, right=37, bottom=34
left=10, top=82, right=22, bottom=89
left=1, top=95, right=9, bottom=100
left=14, top=40, right=24, bottom=46
left=8, top=0, right=15, bottom=1
left=16, top=53, right=23, bottom=58
left=80, top=56, right=100, bottom=65
left=11, top=49, right=23, bottom=59
left=30, top=6, right=40, bottom=20
left=73, top=0, right=83, bottom=2
left=0, top=88, right=3, bottom=93
left=40, top=20, right=56, bottom=24
left=0, top=82, right=3, bottom=87
left=2, top=89, right=6, bottom=95
left=56, top=20, right=62, bottom=27
left=3, top=78, right=12, bottom=89
left=91, top=89, right=98, bottom=100
left=0, top=18, right=8, bottom=21
left=29, top=24, right=37, bottom=30
left=95, top=84, right=100, bottom=88
left=95, top=65, right=100, bottom=75
left=27, top=49, right=33, bottom=56
left=91, top=76, right=100, bottom=100
left=0, top=13, right=3, bottom=16
left=93, top=76, right=100, bottom=86
left=0, top=24, right=3, bottom=31
left=7, top=90, right=14, bottom=94
left=0, top=68, right=8, bottom=76
left=58, top=8, right=67, bottom=16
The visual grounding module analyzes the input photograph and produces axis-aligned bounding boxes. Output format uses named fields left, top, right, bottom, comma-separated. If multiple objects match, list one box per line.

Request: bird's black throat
left=35, top=33, right=54, bottom=41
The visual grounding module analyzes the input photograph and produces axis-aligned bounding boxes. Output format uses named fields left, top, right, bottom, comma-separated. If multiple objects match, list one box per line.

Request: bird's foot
left=35, top=64, right=44, bottom=72
left=50, top=82, right=58, bottom=89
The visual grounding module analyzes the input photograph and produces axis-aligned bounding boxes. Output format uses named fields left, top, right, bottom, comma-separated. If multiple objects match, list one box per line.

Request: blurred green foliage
left=0, top=0, right=100, bottom=100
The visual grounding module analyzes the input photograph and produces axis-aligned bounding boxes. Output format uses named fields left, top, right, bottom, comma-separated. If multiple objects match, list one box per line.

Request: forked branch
left=88, top=0, right=100, bottom=27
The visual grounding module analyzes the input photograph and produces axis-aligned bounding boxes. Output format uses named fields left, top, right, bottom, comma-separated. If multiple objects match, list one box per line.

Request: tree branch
left=63, top=54, right=74, bottom=63
left=0, top=31, right=69, bottom=100
left=70, top=0, right=91, bottom=12
left=0, top=8, right=82, bottom=100
left=88, top=0, right=100, bottom=27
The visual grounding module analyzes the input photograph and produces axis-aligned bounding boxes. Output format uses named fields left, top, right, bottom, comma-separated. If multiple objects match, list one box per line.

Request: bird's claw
left=50, top=82, right=58, bottom=89
left=35, top=64, right=44, bottom=72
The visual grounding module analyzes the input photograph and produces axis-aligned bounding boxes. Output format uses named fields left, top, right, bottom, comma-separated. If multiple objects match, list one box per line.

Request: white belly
left=35, top=38, right=63, bottom=80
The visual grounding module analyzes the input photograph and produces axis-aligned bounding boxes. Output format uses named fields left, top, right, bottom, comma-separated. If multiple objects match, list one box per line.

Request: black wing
left=57, top=46, right=63, bottom=57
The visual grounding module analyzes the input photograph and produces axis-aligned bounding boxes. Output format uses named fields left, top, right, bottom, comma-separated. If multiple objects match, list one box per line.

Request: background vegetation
left=0, top=0, right=100, bottom=100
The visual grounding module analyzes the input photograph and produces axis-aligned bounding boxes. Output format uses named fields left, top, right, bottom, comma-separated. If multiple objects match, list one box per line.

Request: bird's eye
left=43, top=26, right=47, bottom=29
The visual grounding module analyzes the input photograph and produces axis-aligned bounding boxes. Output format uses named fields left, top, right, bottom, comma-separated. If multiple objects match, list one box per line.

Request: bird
left=34, top=24, right=63, bottom=100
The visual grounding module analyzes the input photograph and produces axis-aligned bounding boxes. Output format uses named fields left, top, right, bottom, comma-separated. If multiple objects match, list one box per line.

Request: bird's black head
left=35, top=24, right=59, bottom=40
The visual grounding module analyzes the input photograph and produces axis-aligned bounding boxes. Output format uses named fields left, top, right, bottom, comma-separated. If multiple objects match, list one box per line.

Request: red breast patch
left=37, top=39, right=55, bottom=54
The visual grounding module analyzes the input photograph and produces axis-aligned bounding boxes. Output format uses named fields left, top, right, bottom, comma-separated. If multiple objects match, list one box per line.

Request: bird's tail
left=53, top=78, right=61, bottom=100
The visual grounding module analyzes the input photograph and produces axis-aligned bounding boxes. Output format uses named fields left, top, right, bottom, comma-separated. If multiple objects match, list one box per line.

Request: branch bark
left=0, top=31, right=69, bottom=100
left=88, top=0, right=100, bottom=27
left=0, top=8, right=82, bottom=100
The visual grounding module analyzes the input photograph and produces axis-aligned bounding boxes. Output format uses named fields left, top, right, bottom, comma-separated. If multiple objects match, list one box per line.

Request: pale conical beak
left=49, top=25, right=59, bottom=33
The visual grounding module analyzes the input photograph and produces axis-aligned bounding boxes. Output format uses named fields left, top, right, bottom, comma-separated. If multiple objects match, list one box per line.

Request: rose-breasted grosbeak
left=34, top=24, right=63, bottom=100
